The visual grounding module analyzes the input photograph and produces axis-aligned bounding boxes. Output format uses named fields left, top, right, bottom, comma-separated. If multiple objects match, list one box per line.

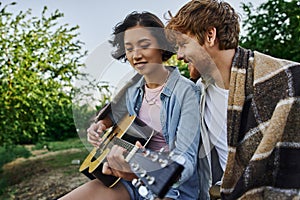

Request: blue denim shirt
left=125, top=66, right=201, bottom=199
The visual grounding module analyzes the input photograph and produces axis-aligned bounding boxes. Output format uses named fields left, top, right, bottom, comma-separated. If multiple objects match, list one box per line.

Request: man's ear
left=206, top=27, right=217, bottom=47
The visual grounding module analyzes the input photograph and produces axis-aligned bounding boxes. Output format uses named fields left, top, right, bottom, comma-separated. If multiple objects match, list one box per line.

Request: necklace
left=144, top=85, right=164, bottom=105
left=144, top=70, right=170, bottom=106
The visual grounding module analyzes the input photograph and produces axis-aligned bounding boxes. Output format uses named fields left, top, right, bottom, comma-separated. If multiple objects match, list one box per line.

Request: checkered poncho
left=221, top=47, right=300, bottom=200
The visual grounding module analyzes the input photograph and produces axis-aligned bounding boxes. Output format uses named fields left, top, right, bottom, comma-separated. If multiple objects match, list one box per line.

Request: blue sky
left=3, top=0, right=262, bottom=53
left=3, top=0, right=263, bottom=94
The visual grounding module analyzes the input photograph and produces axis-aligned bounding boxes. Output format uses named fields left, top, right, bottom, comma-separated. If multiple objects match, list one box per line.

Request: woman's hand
left=87, top=117, right=112, bottom=148
left=103, top=145, right=137, bottom=181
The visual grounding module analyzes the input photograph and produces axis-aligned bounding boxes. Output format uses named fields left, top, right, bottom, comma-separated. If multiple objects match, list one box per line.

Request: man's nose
left=176, top=48, right=184, bottom=60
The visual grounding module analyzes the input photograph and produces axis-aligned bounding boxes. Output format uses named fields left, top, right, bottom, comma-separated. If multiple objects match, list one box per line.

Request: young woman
left=59, top=11, right=201, bottom=200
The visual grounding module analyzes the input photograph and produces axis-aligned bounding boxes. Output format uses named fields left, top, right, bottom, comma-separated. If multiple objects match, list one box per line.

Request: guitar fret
left=112, top=137, right=135, bottom=152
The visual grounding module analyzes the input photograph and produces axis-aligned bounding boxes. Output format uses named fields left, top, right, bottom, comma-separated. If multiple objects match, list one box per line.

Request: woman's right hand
left=86, top=120, right=107, bottom=148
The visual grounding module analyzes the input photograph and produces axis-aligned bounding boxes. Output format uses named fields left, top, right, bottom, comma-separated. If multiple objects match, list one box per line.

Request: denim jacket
left=125, top=66, right=201, bottom=199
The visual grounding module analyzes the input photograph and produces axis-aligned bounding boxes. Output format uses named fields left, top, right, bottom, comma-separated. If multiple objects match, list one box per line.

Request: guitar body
left=79, top=114, right=157, bottom=187
left=80, top=148, right=119, bottom=187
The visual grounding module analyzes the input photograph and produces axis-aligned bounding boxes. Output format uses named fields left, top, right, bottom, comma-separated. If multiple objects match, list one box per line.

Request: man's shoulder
left=253, top=51, right=299, bottom=68
left=253, top=51, right=300, bottom=85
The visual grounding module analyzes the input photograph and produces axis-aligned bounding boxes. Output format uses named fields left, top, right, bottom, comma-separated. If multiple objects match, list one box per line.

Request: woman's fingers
left=135, top=141, right=143, bottom=148
left=87, top=132, right=101, bottom=147
left=107, top=145, right=132, bottom=172
left=102, top=162, right=113, bottom=175
left=86, top=121, right=106, bottom=147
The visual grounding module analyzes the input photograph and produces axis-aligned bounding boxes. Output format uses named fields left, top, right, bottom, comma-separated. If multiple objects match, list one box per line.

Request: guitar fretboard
left=111, top=137, right=135, bottom=152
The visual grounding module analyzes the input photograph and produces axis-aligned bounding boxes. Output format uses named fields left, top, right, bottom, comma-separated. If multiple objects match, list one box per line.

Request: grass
left=0, top=137, right=86, bottom=170
left=0, top=145, right=31, bottom=169
left=33, top=137, right=86, bottom=151
left=0, top=137, right=89, bottom=196
left=2, top=149, right=89, bottom=184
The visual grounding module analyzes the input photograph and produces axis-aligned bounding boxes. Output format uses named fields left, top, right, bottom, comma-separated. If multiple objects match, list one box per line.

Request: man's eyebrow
left=176, top=37, right=188, bottom=43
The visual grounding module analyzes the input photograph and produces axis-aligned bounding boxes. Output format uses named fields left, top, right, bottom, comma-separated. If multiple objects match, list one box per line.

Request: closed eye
left=140, top=43, right=151, bottom=49
left=126, top=47, right=133, bottom=52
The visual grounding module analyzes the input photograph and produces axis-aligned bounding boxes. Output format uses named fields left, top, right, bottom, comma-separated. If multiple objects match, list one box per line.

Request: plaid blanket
left=221, top=47, right=300, bottom=199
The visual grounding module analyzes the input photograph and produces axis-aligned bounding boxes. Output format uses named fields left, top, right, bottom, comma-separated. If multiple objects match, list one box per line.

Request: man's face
left=188, top=63, right=201, bottom=81
left=176, top=33, right=216, bottom=77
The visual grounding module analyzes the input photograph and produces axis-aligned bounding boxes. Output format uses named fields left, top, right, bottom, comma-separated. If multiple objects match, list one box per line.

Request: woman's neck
left=144, top=66, right=170, bottom=89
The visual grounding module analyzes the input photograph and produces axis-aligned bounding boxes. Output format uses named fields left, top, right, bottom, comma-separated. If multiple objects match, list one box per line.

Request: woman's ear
left=206, top=27, right=217, bottom=47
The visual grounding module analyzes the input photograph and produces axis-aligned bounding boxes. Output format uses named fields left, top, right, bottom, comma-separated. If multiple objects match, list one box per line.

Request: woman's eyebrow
left=137, top=38, right=151, bottom=43
left=124, top=38, right=151, bottom=46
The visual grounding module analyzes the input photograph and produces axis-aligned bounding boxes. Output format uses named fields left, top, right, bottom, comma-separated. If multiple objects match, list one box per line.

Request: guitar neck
left=111, top=137, right=138, bottom=161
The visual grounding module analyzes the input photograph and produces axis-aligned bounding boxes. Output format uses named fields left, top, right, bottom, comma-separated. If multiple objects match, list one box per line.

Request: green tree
left=240, top=0, right=300, bottom=62
left=165, top=55, right=189, bottom=78
left=0, top=2, right=87, bottom=145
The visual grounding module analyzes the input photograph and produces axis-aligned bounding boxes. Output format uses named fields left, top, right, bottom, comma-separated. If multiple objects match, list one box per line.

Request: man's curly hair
left=166, top=0, right=240, bottom=50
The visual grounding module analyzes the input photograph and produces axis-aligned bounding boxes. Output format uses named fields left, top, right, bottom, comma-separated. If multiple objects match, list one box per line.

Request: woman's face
left=124, top=26, right=163, bottom=76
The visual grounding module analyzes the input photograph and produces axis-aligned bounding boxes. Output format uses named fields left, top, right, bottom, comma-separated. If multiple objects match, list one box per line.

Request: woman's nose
left=133, top=48, right=142, bottom=60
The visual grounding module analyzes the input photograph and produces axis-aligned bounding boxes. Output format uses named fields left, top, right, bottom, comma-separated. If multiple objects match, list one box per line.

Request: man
left=188, top=63, right=201, bottom=83
left=166, top=0, right=300, bottom=199
left=187, top=62, right=225, bottom=199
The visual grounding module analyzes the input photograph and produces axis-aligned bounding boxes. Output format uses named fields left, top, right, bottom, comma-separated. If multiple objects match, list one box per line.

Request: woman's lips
left=134, top=62, right=147, bottom=70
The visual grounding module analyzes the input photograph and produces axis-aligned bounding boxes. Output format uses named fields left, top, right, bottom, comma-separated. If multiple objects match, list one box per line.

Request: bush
left=43, top=102, right=78, bottom=142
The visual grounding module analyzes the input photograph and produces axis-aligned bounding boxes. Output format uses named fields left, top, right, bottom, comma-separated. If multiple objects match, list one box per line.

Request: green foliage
left=71, top=79, right=113, bottom=140
left=95, top=82, right=113, bottom=110
left=72, top=103, right=97, bottom=134
left=44, top=102, right=77, bottom=141
left=0, top=2, right=88, bottom=145
left=240, top=0, right=300, bottom=62
left=165, top=55, right=189, bottom=78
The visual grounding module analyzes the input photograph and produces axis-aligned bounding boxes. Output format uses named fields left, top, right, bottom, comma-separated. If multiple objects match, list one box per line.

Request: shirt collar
left=136, top=66, right=180, bottom=97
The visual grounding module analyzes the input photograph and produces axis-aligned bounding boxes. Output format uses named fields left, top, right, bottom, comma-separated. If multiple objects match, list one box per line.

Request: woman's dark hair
left=110, top=11, right=174, bottom=62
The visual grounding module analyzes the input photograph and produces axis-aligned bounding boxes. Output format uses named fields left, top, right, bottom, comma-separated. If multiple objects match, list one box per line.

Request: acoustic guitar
left=129, top=147, right=184, bottom=198
left=79, top=113, right=184, bottom=198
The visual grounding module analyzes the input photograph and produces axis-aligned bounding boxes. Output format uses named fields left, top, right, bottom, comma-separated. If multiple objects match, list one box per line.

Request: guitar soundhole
left=94, top=150, right=103, bottom=158
left=80, top=114, right=157, bottom=188
left=122, top=134, right=147, bottom=146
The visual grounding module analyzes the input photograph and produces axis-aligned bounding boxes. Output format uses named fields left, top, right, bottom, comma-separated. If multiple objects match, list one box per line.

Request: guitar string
left=113, top=137, right=135, bottom=152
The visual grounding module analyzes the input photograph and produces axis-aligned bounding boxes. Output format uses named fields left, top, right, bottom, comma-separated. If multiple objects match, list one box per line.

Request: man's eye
left=180, top=42, right=187, bottom=47
left=176, top=42, right=186, bottom=49
left=126, top=48, right=133, bottom=52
